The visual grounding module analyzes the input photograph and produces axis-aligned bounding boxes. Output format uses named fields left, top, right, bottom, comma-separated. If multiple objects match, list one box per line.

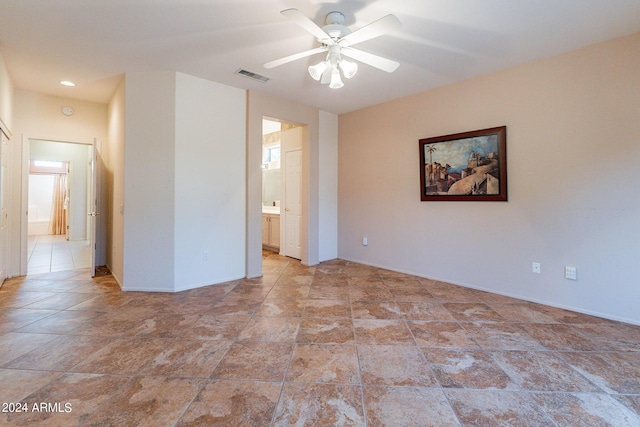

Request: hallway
left=27, top=235, right=90, bottom=275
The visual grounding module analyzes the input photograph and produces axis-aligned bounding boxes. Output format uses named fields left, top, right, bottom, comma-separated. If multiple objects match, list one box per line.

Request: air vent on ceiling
left=235, top=69, right=270, bottom=83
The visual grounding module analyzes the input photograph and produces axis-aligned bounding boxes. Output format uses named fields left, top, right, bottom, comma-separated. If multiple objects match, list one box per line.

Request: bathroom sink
left=262, top=206, right=281, bottom=215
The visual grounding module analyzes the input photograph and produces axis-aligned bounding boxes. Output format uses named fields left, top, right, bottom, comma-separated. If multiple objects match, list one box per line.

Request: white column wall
left=318, top=110, right=338, bottom=262
left=173, top=73, right=246, bottom=290
left=123, top=72, right=176, bottom=291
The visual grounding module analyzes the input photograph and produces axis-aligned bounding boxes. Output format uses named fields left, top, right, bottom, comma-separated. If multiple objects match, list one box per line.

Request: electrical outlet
left=532, top=262, right=541, bottom=274
left=362, top=237, right=368, bottom=246
left=565, top=266, right=577, bottom=280
left=203, top=250, right=209, bottom=261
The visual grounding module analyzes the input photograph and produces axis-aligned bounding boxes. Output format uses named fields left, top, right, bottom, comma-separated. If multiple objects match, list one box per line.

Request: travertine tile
left=364, top=386, right=460, bottom=426
left=266, top=284, right=311, bottom=299
left=442, top=302, right=506, bottom=323
left=210, top=298, right=263, bottom=316
left=397, top=301, right=456, bottom=321
left=353, top=319, right=415, bottom=345
left=287, top=343, right=360, bottom=384
left=488, top=302, right=560, bottom=323
left=308, top=285, right=350, bottom=300
left=615, top=394, right=640, bottom=414
left=531, top=392, right=640, bottom=426
left=212, top=341, right=293, bottom=381
left=0, top=291, right=58, bottom=308
left=559, top=351, right=640, bottom=394
left=4, top=373, right=130, bottom=426
left=304, top=299, right=351, bottom=318
left=71, top=337, right=166, bottom=375
left=348, top=284, right=392, bottom=301
left=6, top=335, right=111, bottom=371
left=256, top=298, right=306, bottom=317
left=178, top=379, right=281, bottom=426
left=124, top=312, right=201, bottom=338
left=297, top=318, right=355, bottom=344
left=0, top=332, right=60, bottom=366
left=178, top=282, right=235, bottom=298
left=225, top=283, right=273, bottom=299
left=273, top=383, right=365, bottom=426
left=388, top=285, right=435, bottom=302
left=15, top=309, right=102, bottom=334
left=65, top=292, right=133, bottom=311
left=575, top=323, right=640, bottom=352
left=71, top=308, right=155, bottom=336
left=491, top=350, right=600, bottom=392
left=461, top=322, right=546, bottom=350
left=281, top=264, right=316, bottom=276
left=351, top=300, right=402, bottom=319
left=421, top=283, right=478, bottom=302
left=0, top=308, right=58, bottom=334
left=22, top=292, right=96, bottom=310
left=0, top=368, right=61, bottom=403
left=358, top=344, right=437, bottom=386
left=445, top=389, right=553, bottom=426
left=274, top=275, right=314, bottom=287
left=140, top=339, right=232, bottom=378
left=520, top=323, right=605, bottom=351
left=4, top=253, right=640, bottom=426
left=237, top=316, right=300, bottom=342
left=313, top=273, right=350, bottom=286
left=184, top=314, right=250, bottom=341
left=82, top=376, right=204, bottom=427
left=543, top=305, right=615, bottom=324
left=423, top=348, right=517, bottom=390
left=408, top=321, right=479, bottom=348
left=346, top=276, right=385, bottom=287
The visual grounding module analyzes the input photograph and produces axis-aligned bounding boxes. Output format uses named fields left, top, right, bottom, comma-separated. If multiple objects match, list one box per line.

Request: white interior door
left=284, top=149, right=302, bottom=259
left=88, top=139, right=98, bottom=276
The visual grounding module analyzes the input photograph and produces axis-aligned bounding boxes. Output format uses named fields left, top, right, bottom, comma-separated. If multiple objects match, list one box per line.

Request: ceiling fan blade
left=281, top=8, right=336, bottom=45
left=341, top=47, right=399, bottom=73
left=264, top=47, right=327, bottom=69
left=339, top=14, right=401, bottom=47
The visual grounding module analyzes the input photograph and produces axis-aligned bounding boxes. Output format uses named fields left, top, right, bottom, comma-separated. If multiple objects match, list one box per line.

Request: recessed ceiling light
left=60, top=80, right=76, bottom=87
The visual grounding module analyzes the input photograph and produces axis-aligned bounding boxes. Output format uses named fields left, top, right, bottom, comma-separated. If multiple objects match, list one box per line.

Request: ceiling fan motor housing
left=322, top=11, right=351, bottom=40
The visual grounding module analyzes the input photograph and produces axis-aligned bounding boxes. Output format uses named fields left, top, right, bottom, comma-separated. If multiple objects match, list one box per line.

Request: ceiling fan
left=264, top=8, right=402, bottom=88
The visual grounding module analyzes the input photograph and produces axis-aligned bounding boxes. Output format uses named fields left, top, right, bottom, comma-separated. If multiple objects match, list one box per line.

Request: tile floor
left=1, top=251, right=639, bottom=426
left=27, top=235, right=91, bottom=275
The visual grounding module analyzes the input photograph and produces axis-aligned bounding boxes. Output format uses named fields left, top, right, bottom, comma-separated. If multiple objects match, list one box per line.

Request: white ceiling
left=1, top=0, right=639, bottom=115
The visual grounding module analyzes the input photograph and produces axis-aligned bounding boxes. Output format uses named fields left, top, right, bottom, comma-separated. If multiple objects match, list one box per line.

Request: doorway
left=261, top=118, right=304, bottom=262
left=22, top=138, right=95, bottom=275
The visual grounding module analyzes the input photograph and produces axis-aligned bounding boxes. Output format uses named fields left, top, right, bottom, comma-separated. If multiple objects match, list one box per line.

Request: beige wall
left=107, top=79, right=125, bottom=285
left=0, top=54, right=13, bottom=133
left=338, top=33, right=640, bottom=324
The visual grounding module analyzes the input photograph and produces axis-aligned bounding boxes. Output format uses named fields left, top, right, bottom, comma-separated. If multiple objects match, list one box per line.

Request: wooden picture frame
left=419, top=126, right=507, bottom=201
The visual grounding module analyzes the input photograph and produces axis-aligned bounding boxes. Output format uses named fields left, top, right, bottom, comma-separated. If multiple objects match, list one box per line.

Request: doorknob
left=88, top=212, right=100, bottom=217
left=285, top=208, right=290, bottom=211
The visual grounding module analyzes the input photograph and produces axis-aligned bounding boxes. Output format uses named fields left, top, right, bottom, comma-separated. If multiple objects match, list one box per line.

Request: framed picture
left=419, top=126, right=507, bottom=201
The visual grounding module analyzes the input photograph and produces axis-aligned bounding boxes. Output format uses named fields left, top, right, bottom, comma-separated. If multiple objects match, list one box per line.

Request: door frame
left=20, top=135, right=99, bottom=276
left=247, top=92, right=320, bottom=279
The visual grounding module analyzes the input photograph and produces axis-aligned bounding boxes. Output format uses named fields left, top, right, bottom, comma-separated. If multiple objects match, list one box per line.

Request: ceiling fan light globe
left=329, top=68, right=344, bottom=89
left=308, top=61, right=328, bottom=81
left=339, top=59, right=358, bottom=78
